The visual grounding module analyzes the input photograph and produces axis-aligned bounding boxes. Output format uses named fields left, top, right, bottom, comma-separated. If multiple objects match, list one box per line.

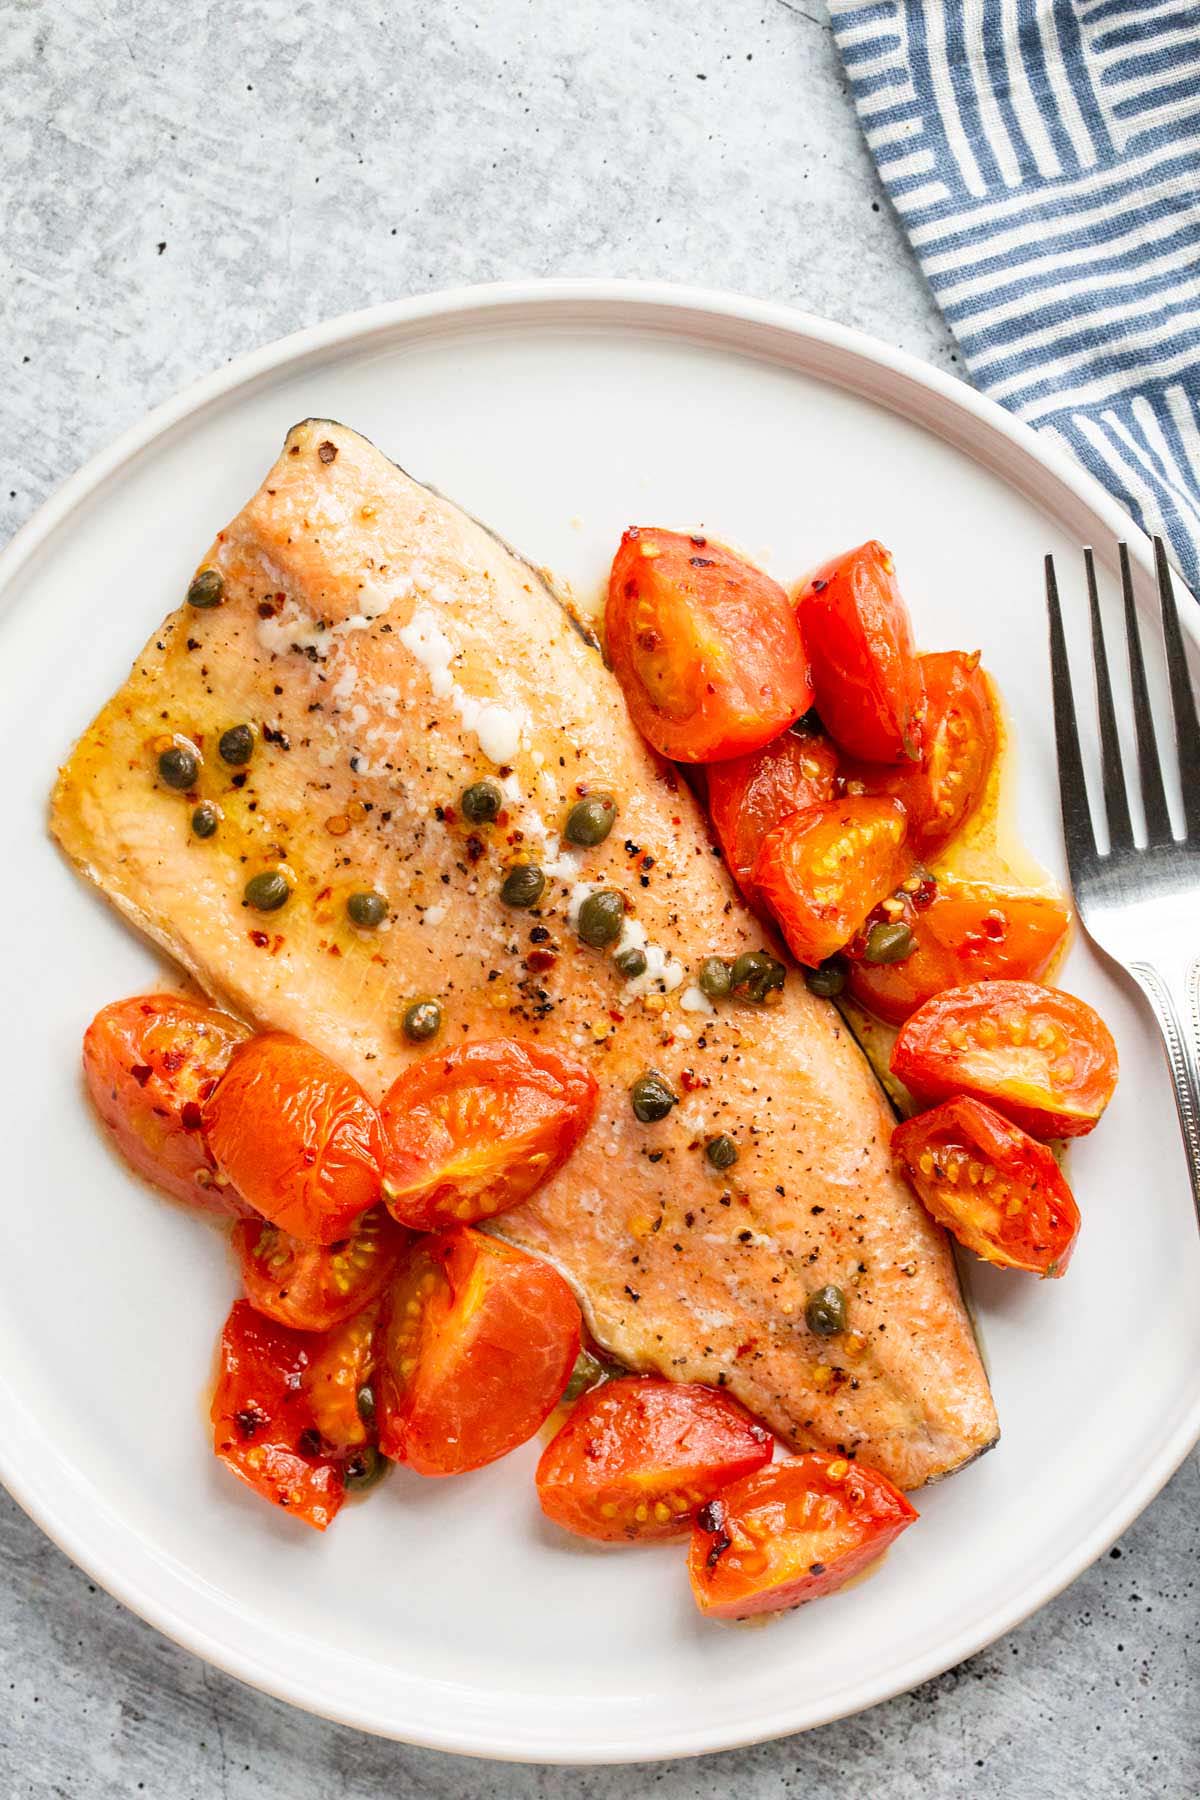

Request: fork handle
left=1129, top=960, right=1200, bottom=1229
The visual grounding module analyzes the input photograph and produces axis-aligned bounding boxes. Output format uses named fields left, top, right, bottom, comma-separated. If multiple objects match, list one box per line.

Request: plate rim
left=2, top=277, right=1195, bottom=1764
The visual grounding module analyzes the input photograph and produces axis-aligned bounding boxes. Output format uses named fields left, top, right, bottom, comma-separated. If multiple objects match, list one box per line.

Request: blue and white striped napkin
left=829, top=1, right=1200, bottom=595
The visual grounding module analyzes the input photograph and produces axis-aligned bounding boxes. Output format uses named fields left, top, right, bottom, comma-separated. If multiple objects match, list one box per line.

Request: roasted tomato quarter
left=378, top=1037, right=598, bottom=1231
left=606, top=528, right=813, bottom=762
left=82, top=994, right=251, bottom=1216
left=377, top=1227, right=581, bottom=1476
left=688, top=1454, right=917, bottom=1619
left=202, top=1032, right=384, bottom=1243
left=797, top=541, right=924, bottom=764
left=847, top=886, right=1071, bottom=1025
left=302, top=1301, right=381, bottom=1452
left=706, top=728, right=839, bottom=899
left=891, top=980, right=1118, bottom=1139
left=893, top=1098, right=1080, bottom=1277
left=846, top=650, right=997, bottom=856
left=536, top=1377, right=773, bottom=1543
left=753, top=797, right=910, bottom=966
left=234, top=1205, right=409, bottom=1333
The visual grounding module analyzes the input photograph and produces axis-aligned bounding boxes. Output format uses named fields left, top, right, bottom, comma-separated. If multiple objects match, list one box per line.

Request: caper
left=730, top=950, right=787, bottom=1004
left=403, top=999, right=442, bottom=1043
left=863, top=920, right=915, bottom=965
left=243, top=870, right=290, bottom=912
left=630, top=1070, right=677, bottom=1124
left=790, top=706, right=824, bottom=736
left=186, top=568, right=224, bottom=609
left=500, top=863, right=545, bottom=908
left=343, top=1446, right=389, bottom=1493
left=614, top=945, right=648, bottom=979
left=355, top=1384, right=376, bottom=1428
left=805, top=958, right=846, bottom=998
left=577, top=888, right=625, bottom=948
left=805, top=1284, right=848, bottom=1337
left=561, top=1349, right=608, bottom=1406
left=191, top=803, right=218, bottom=839
left=157, top=744, right=199, bottom=790
left=706, top=1134, right=739, bottom=1170
left=218, top=723, right=254, bottom=766
left=698, top=956, right=732, bottom=1000
left=461, top=778, right=503, bottom=825
left=564, top=793, right=617, bottom=847
left=347, top=890, right=388, bottom=928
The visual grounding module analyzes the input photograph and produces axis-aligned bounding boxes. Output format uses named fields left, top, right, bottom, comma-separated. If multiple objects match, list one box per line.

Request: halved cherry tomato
left=753, top=797, right=910, bottom=966
left=303, top=1302, right=380, bottom=1451
left=377, top=1227, right=580, bottom=1476
left=688, top=1454, right=917, bottom=1619
left=536, top=1377, right=772, bottom=1542
left=378, top=1038, right=598, bottom=1231
left=891, top=980, right=1118, bottom=1138
left=606, top=528, right=813, bottom=762
left=233, top=1205, right=409, bottom=1333
left=82, top=994, right=250, bottom=1216
left=203, top=1033, right=384, bottom=1243
left=706, top=728, right=839, bottom=898
left=846, top=886, right=1071, bottom=1025
left=211, top=1300, right=347, bottom=1530
left=847, top=651, right=997, bottom=856
left=797, top=541, right=924, bottom=764
left=893, top=1098, right=1080, bottom=1277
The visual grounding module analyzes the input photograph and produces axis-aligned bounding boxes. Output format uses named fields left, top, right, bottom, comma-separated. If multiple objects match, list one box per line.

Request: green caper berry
left=403, top=999, right=442, bottom=1043
left=730, top=950, right=787, bottom=1004
left=805, top=958, right=846, bottom=998
left=191, top=803, right=218, bottom=839
left=186, top=568, right=224, bottom=609
left=157, top=744, right=199, bottom=790
left=863, top=920, right=916, bottom=965
left=564, top=793, right=617, bottom=847
left=500, top=863, right=545, bottom=908
left=805, top=1284, right=848, bottom=1337
left=343, top=1446, right=389, bottom=1493
left=698, top=956, right=733, bottom=1000
left=355, top=1384, right=376, bottom=1428
left=347, top=891, right=388, bottom=928
left=461, top=779, right=503, bottom=825
left=614, top=945, right=648, bottom=979
left=630, top=1071, right=677, bottom=1124
left=577, top=888, right=625, bottom=948
left=706, top=1134, right=739, bottom=1170
left=218, top=723, right=254, bottom=766
left=243, top=870, right=290, bottom=912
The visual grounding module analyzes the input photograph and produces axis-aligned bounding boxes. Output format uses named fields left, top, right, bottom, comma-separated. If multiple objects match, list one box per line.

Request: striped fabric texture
left=829, top=0, right=1200, bottom=594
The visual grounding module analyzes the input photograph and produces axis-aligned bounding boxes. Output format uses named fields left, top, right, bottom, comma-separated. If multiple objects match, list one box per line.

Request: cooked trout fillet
left=52, top=419, right=998, bottom=1488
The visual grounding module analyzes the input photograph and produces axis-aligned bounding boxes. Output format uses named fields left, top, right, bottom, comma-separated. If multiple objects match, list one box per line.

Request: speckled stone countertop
left=3, top=2, right=1197, bottom=1794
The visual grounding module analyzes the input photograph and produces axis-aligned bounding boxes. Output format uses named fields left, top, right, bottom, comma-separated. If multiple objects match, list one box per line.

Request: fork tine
left=1153, top=535, right=1200, bottom=841
left=1045, top=554, right=1098, bottom=871
left=1120, top=542, right=1174, bottom=844
left=1084, top=547, right=1133, bottom=848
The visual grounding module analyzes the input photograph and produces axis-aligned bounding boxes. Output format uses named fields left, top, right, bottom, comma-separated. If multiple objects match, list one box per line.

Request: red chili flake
left=180, top=1101, right=203, bottom=1132
left=608, top=1010, right=624, bottom=1024
left=249, top=930, right=270, bottom=948
left=679, top=1069, right=709, bottom=1093
left=315, top=886, right=332, bottom=902
left=526, top=949, right=557, bottom=973
left=130, top=1064, right=152, bottom=1087
left=257, top=601, right=279, bottom=620
left=327, top=943, right=342, bottom=957
left=734, top=1339, right=757, bottom=1359
left=161, top=1048, right=186, bottom=1074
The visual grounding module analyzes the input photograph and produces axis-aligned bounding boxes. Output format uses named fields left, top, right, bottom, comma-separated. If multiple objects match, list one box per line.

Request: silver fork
left=1046, top=537, right=1200, bottom=1227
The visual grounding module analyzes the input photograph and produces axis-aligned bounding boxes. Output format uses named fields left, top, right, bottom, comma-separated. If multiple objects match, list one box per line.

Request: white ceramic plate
left=2, top=282, right=1197, bottom=1764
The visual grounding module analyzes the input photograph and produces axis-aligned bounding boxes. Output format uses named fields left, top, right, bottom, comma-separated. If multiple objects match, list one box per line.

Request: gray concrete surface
left=2, top=0, right=1197, bottom=1793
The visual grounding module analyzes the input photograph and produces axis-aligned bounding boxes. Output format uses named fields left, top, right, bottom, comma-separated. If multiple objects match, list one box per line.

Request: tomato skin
left=536, top=1378, right=773, bottom=1543
left=891, top=980, right=1118, bottom=1138
left=753, top=797, right=910, bottom=966
left=377, top=1228, right=581, bottom=1476
left=847, top=651, right=997, bottom=856
left=846, top=887, right=1071, bottom=1025
left=234, top=1205, right=409, bottom=1333
left=82, top=994, right=251, bottom=1216
left=203, top=1033, right=384, bottom=1243
left=378, top=1038, right=598, bottom=1231
left=606, top=529, right=813, bottom=762
left=797, top=542, right=925, bottom=764
left=893, top=1098, right=1080, bottom=1277
left=706, top=729, right=839, bottom=899
left=688, top=1454, right=917, bottom=1619
left=211, top=1300, right=346, bottom=1530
